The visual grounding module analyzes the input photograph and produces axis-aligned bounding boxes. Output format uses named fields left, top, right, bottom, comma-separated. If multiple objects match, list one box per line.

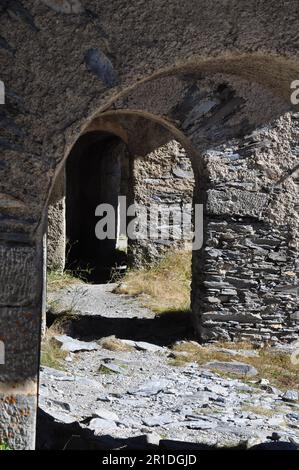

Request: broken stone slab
left=120, top=339, right=165, bottom=353
left=54, top=335, right=99, bottom=352
left=39, top=396, right=72, bottom=413
left=130, top=379, right=170, bottom=396
left=142, top=415, right=174, bottom=427
left=290, top=312, right=299, bottom=321
left=93, top=407, right=119, bottom=422
left=206, top=361, right=258, bottom=377
left=40, top=366, right=75, bottom=381
left=88, top=417, right=118, bottom=433
left=134, top=341, right=165, bottom=353
left=281, top=390, right=298, bottom=403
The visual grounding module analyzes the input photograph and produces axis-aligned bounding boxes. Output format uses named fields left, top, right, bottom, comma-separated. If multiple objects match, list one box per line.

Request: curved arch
left=85, top=52, right=299, bottom=124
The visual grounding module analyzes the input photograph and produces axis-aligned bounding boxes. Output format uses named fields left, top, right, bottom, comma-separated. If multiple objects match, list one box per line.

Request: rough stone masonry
left=0, top=0, right=299, bottom=450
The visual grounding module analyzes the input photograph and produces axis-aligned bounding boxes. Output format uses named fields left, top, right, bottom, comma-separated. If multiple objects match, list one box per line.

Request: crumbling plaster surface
left=1, top=0, right=299, bottom=450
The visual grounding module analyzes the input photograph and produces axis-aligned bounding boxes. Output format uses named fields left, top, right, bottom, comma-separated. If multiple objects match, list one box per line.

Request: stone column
left=0, top=236, right=44, bottom=449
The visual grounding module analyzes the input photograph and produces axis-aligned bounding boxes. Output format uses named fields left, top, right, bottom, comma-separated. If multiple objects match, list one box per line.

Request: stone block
left=0, top=393, right=37, bottom=450
left=206, top=189, right=269, bottom=218
left=0, top=308, right=40, bottom=382
left=0, top=244, right=40, bottom=306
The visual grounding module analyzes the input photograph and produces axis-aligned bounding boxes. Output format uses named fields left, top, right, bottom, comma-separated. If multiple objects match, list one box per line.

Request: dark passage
left=66, top=132, right=131, bottom=282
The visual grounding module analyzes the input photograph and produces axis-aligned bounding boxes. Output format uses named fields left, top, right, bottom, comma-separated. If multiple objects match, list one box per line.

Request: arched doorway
left=65, top=132, right=131, bottom=282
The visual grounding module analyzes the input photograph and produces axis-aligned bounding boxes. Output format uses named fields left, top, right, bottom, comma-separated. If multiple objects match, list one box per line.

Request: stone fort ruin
left=0, top=0, right=299, bottom=449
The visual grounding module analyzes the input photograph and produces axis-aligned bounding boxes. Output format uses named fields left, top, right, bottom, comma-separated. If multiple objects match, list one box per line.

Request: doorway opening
left=65, top=131, right=131, bottom=282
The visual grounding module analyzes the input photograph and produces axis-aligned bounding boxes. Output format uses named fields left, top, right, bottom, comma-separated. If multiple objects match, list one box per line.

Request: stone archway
left=1, top=3, right=299, bottom=444
left=47, top=111, right=198, bottom=281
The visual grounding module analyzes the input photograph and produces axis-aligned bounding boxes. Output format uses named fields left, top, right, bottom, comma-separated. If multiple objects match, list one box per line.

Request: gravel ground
left=38, top=284, right=299, bottom=450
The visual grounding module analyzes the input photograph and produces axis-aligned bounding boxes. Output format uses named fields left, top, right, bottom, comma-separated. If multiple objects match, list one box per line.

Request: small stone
left=204, top=384, right=229, bottom=396
left=88, top=418, right=117, bottom=433
left=259, top=378, right=270, bottom=386
left=145, top=432, right=161, bottom=446
left=142, top=415, right=173, bottom=427
left=282, top=390, right=298, bottom=402
left=130, top=379, right=169, bottom=396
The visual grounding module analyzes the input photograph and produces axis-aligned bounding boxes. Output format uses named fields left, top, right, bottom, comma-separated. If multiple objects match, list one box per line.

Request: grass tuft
left=170, top=341, right=299, bottom=392
left=47, top=270, right=85, bottom=292
left=100, top=336, right=134, bottom=352
left=115, top=250, right=192, bottom=314
left=40, top=333, right=67, bottom=370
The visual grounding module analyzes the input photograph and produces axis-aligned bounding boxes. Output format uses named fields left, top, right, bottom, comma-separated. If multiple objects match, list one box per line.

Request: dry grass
left=241, top=405, right=278, bottom=417
left=40, top=337, right=67, bottom=370
left=100, top=336, right=135, bottom=352
left=212, top=341, right=256, bottom=350
left=47, top=270, right=84, bottom=292
left=170, top=341, right=299, bottom=392
left=115, top=250, right=192, bottom=314
left=40, top=324, right=68, bottom=370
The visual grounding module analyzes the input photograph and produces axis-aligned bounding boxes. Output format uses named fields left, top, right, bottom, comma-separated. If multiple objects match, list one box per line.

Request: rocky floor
left=38, top=284, right=299, bottom=450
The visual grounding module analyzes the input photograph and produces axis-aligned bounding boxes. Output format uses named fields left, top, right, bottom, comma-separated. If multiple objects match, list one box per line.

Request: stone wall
left=47, top=168, right=65, bottom=272
left=194, top=114, right=299, bottom=342
left=111, top=74, right=299, bottom=343
left=129, top=140, right=194, bottom=265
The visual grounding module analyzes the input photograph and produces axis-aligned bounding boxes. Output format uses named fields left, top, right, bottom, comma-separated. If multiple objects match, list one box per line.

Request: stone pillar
left=0, top=237, right=43, bottom=449
left=129, top=140, right=194, bottom=266
left=47, top=168, right=66, bottom=272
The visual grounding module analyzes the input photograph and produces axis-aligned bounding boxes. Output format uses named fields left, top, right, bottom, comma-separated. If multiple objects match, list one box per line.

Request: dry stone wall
left=130, top=140, right=194, bottom=265
left=112, top=73, right=299, bottom=343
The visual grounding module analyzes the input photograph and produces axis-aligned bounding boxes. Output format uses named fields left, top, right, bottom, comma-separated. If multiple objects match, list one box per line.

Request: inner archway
left=65, top=131, right=131, bottom=282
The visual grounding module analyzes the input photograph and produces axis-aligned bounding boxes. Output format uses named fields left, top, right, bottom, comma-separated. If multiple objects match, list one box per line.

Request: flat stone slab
left=88, top=417, right=118, bottom=433
left=205, top=361, right=258, bottom=377
left=93, top=407, right=119, bottom=422
left=54, top=335, right=99, bottom=352
left=120, top=340, right=165, bottom=353
left=130, top=379, right=170, bottom=396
